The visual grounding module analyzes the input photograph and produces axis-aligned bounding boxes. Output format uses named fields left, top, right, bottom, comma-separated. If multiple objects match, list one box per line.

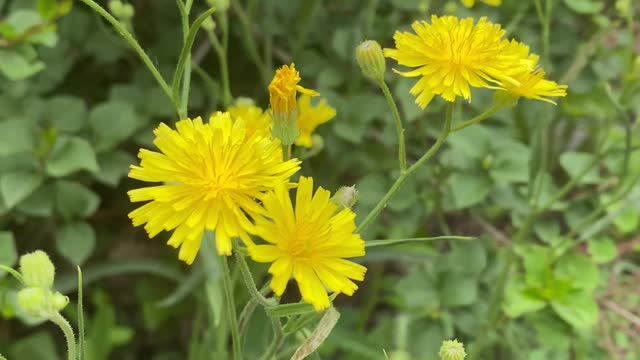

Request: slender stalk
left=365, top=236, right=474, bottom=247
left=206, top=28, right=232, bottom=106
left=49, top=311, right=77, bottom=360
left=259, top=318, right=285, bottom=360
left=377, top=79, right=406, bottom=170
left=234, top=252, right=271, bottom=307
left=231, top=0, right=269, bottom=84
left=78, top=0, right=178, bottom=113
left=77, top=267, right=85, bottom=360
left=177, top=0, right=192, bottom=118
left=357, top=103, right=454, bottom=233
left=451, top=103, right=502, bottom=132
left=218, top=255, right=242, bottom=360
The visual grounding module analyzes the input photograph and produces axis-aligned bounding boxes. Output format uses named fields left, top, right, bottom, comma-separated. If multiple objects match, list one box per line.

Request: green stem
left=206, top=28, right=232, bottom=107
left=78, top=0, right=178, bottom=113
left=365, top=236, right=473, bottom=248
left=451, top=103, right=501, bottom=132
left=49, top=311, right=77, bottom=360
left=356, top=103, right=453, bottom=234
left=259, top=318, right=285, bottom=360
left=177, top=0, right=192, bottom=118
left=218, top=255, right=242, bottom=360
left=231, top=0, right=269, bottom=85
left=234, top=251, right=272, bottom=307
left=377, top=79, right=406, bottom=171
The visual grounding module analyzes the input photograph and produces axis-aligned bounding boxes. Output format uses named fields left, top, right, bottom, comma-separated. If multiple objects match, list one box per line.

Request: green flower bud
left=108, top=0, right=124, bottom=15
left=331, top=185, right=359, bottom=209
left=19, top=250, right=55, bottom=289
left=202, top=16, right=216, bottom=32
left=207, top=0, right=230, bottom=12
left=439, top=339, right=466, bottom=360
left=271, top=111, right=299, bottom=146
left=17, top=287, right=48, bottom=317
left=121, top=3, right=135, bottom=19
left=52, top=292, right=69, bottom=311
left=356, top=40, right=386, bottom=82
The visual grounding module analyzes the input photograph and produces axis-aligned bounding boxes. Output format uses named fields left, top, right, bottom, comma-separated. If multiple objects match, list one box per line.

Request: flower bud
left=52, top=292, right=69, bottom=311
left=17, top=287, right=47, bottom=317
left=356, top=40, right=386, bottom=82
left=202, top=16, right=216, bottom=31
left=19, top=250, right=55, bottom=289
left=108, top=0, right=124, bottom=16
left=120, top=3, right=135, bottom=19
left=439, top=339, right=466, bottom=360
left=207, top=0, right=230, bottom=12
left=331, top=185, right=359, bottom=209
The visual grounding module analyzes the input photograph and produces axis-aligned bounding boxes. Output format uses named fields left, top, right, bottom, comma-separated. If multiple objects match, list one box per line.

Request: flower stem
left=259, top=318, right=285, bottom=360
left=231, top=0, right=269, bottom=85
left=451, top=104, right=501, bottom=132
left=356, top=103, right=453, bottom=234
left=377, top=79, right=407, bottom=171
left=234, top=251, right=272, bottom=307
left=218, top=255, right=242, bottom=360
left=78, top=0, right=179, bottom=113
left=49, top=311, right=77, bottom=360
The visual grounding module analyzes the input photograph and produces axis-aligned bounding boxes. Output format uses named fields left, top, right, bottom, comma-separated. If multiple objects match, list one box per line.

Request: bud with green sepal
left=439, top=339, right=466, bottom=360
left=356, top=40, right=386, bottom=82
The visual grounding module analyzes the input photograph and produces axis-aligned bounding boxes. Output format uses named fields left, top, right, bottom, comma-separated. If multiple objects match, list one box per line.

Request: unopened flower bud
left=331, top=185, right=359, bottom=209
left=120, top=3, right=135, bottom=19
left=202, top=16, right=216, bottom=31
left=17, top=287, right=47, bottom=317
left=356, top=40, right=386, bottom=82
left=207, top=0, right=230, bottom=12
left=52, top=292, right=69, bottom=311
left=19, top=250, right=55, bottom=289
left=439, top=339, right=466, bottom=360
left=108, top=0, right=124, bottom=16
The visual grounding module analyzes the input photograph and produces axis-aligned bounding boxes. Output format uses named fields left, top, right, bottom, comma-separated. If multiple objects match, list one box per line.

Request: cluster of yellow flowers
left=384, top=15, right=567, bottom=109
left=127, top=14, right=566, bottom=311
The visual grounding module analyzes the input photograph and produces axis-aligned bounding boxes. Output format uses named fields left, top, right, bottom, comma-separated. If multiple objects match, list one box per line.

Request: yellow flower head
left=384, top=16, right=531, bottom=108
left=462, top=0, right=501, bottom=7
left=269, top=63, right=318, bottom=116
left=128, top=112, right=300, bottom=264
left=295, top=95, right=336, bottom=148
left=249, top=176, right=367, bottom=311
left=227, top=99, right=272, bottom=139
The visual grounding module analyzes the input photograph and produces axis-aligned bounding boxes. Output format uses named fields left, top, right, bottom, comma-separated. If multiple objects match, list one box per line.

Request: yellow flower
left=127, top=112, right=300, bottom=264
left=269, top=63, right=319, bottom=117
left=462, top=0, right=501, bottom=7
left=295, top=95, right=336, bottom=148
left=226, top=99, right=272, bottom=139
left=384, top=16, right=531, bottom=109
left=497, top=41, right=568, bottom=104
left=249, top=176, right=366, bottom=311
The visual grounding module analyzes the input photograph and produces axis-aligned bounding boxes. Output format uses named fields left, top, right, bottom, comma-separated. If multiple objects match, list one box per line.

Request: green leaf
left=439, top=240, right=487, bottom=275
left=0, top=231, right=17, bottom=278
left=587, top=237, right=617, bottom=264
left=56, top=221, right=96, bottom=265
left=440, top=274, right=478, bottom=308
left=94, top=151, right=135, bottom=187
left=0, top=120, right=35, bottom=155
left=446, top=125, right=492, bottom=159
left=55, top=180, right=100, bottom=220
left=6, top=10, right=41, bottom=34
left=551, top=290, right=599, bottom=330
left=448, top=171, right=492, bottom=209
left=533, top=219, right=561, bottom=245
left=46, top=136, right=99, bottom=177
left=89, top=102, right=139, bottom=151
left=563, top=0, right=604, bottom=14
left=516, top=244, right=552, bottom=288
left=9, top=332, right=61, bottom=360
left=0, top=170, right=44, bottom=209
left=47, top=96, right=87, bottom=133
left=503, top=275, right=547, bottom=318
left=37, top=0, right=58, bottom=20
left=490, top=140, right=530, bottom=183
left=559, top=152, right=600, bottom=185
left=0, top=48, right=45, bottom=80
left=16, top=183, right=55, bottom=217
left=612, top=207, right=639, bottom=234
left=554, top=251, right=600, bottom=291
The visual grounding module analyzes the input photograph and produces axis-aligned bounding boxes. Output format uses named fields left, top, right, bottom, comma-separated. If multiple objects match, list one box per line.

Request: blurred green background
left=1, top=0, right=639, bottom=359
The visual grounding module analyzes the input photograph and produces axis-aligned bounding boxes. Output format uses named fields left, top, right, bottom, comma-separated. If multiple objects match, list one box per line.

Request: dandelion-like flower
left=128, top=112, right=300, bottom=264
left=295, top=95, right=336, bottom=148
left=462, top=0, right=501, bottom=7
left=227, top=99, right=272, bottom=139
left=269, top=63, right=318, bottom=117
left=384, top=16, right=531, bottom=108
left=249, top=176, right=367, bottom=311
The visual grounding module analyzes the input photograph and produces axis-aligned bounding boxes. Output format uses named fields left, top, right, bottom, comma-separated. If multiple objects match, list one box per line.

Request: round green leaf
left=448, top=171, right=492, bottom=209
left=47, top=96, right=87, bottom=133
left=55, top=221, right=96, bottom=265
left=503, top=275, right=547, bottom=318
left=551, top=290, right=599, bottom=330
left=554, top=251, right=600, bottom=291
left=55, top=180, right=100, bottom=220
left=89, top=101, right=139, bottom=151
left=46, top=136, right=99, bottom=177
left=0, top=170, right=44, bottom=209
left=587, top=237, right=617, bottom=264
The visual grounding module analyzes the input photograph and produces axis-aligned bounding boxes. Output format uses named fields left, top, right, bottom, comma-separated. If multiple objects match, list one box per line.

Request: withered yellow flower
left=128, top=112, right=300, bottom=264
left=295, top=95, right=336, bottom=148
